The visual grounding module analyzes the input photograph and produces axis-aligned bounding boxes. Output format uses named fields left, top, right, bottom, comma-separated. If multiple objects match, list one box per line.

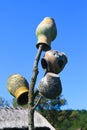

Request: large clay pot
left=36, top=17, right=57, bottom=51
left=7, top=74, right=29, bottom=105
left=38, top=72, right=62, bottom=99
left=41, top=50, right=68, bottom=74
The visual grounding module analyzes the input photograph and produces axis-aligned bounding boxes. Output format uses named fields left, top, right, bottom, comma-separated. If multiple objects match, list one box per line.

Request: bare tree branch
left=28, top=45, right=43, bottom=130
left=33, top=95, right=42, bottom=111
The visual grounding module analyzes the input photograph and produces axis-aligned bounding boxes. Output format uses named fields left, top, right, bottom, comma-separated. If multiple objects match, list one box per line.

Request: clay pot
left=41, top=50, right=68, bottom=74
left=36, top=17, right=57, bottom=51
left=7, top=74, right=29, bottom=105
left=38, top=72, right=62, bottom=99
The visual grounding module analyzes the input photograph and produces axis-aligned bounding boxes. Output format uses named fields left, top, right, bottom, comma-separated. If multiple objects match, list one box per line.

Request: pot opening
left=17, top=91, right=28, bottom=105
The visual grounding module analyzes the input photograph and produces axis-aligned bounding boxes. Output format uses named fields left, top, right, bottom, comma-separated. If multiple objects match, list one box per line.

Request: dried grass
left=0, top=107, right=55, bottom=130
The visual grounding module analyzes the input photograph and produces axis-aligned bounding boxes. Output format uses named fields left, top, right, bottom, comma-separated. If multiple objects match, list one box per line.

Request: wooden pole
left=28, top=45, right=43, bottom=130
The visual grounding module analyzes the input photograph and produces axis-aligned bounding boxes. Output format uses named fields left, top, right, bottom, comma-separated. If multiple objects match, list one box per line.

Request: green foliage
left=35, top=95, right=67, bottom=111
left=12, top=98, right=19, bottom=107
left=0, top=97, right=10, bottom=107
left=39, top=110, right=87, bottom=130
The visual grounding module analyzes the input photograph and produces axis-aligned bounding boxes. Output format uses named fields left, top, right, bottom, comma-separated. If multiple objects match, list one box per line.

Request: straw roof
left=0, top=107, right=55, bottom=130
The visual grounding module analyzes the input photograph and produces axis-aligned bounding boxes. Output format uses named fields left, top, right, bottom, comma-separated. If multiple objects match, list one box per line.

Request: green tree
left=0, top=97, right=4, bottom=106
left=12, top=98, right=19, bottom=107
left=35, top=95, right=67, bottom=111
left=0, top=96, right=10, bottom=107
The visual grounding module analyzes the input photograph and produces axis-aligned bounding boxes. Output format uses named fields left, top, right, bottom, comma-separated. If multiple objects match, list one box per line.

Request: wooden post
left=28, top=45, right=43, bottom=130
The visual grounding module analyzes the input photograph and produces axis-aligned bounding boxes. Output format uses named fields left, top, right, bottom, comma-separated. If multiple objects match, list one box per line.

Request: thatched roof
left=0, top=107, right=55, bottom=130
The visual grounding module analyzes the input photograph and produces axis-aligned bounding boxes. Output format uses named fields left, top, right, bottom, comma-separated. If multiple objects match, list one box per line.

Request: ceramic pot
left=36, top=17, right=57, bottom=51
left=38, top=72, right=62, bottom=99
left=7, top=74, right=29, bottom=105
left=41, top=50, right=68, bottom=74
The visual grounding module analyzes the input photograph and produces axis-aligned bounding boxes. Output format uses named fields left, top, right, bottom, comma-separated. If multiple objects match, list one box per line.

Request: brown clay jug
left=41, top=50, right=68, bottom=74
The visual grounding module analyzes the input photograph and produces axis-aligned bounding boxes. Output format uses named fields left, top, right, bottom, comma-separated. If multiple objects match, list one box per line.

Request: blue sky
left=0, top=0, right=87, bottom=110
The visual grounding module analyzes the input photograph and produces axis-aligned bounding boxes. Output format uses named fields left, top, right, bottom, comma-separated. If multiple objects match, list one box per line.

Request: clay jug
left=38, top=72, right=62, bottom=99
left=36, top=17, right=57, bottom=51
left=41, top=50, right=68, bottom=74
left=7, top=74, right=29, bottom=105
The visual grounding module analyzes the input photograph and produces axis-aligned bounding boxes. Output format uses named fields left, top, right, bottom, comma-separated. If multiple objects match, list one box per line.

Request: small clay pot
left=7, top=74, right=29, bottom=105
left=38, top=72, right=62, bottom=99
left=41, top=50, right=68, bottom=74
left=36, top=17, right=57, bottom=51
